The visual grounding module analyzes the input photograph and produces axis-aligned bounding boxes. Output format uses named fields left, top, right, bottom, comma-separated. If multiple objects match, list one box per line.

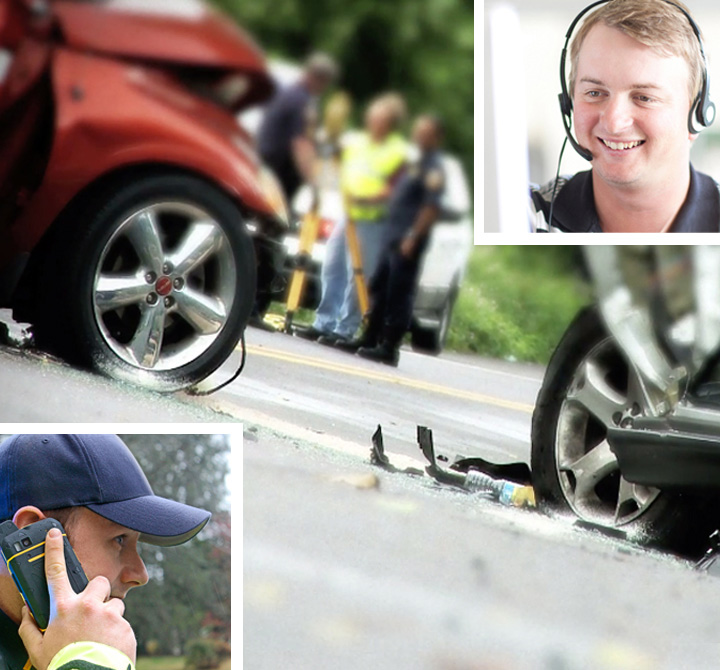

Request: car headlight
left=258, top=166, right=289, bottom=229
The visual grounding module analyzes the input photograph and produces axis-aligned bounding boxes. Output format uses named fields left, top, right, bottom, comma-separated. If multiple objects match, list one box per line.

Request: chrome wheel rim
left=438, top=298, right=453, bottom=345
left=555, top=337, right=661, bottom=526
left=93, top=201, right=237, bottom=371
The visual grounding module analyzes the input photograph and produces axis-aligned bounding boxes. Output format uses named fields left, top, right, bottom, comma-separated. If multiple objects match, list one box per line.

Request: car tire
left=531, top=306, right=718, bottom=556
left=34, top=173, right=256, bottom=392
left=411, top=286, right=457, bottom=355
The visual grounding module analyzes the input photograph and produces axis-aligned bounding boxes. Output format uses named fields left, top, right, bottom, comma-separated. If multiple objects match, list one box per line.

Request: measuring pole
left=344, top=198, right=370, bottom=321
left=284, top=190, right=321, bottom=333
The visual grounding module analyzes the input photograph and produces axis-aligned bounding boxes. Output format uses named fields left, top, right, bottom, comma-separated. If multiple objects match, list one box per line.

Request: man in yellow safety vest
left=297, top=93, right=409, bottom=345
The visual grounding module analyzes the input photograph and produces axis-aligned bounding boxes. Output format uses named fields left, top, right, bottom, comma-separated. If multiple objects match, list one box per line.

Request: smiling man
left=530, top=0, right=720, bottom=233
left=0, top=435, right=211, bottom=670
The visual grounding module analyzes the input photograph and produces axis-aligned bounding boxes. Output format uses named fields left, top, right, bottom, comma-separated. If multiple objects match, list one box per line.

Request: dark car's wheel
left=531, top=306, right=717, bottom=555
left=411, top=286, right=457, bottom=355
left=35, top=174, right=256, bottom=391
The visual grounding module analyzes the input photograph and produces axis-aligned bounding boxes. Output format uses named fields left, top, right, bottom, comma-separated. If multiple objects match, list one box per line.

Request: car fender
left=8, top=47, right=278, bottom=255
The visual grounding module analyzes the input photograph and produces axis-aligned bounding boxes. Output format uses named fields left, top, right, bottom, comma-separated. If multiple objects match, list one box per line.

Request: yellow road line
left=245, top=344, right=534, bottom=414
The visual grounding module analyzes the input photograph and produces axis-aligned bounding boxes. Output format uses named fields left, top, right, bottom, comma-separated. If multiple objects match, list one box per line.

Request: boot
left=357, top=342, right=400, bottom=367
left=318, top=333, right=344, bottom=347
left=334, top=333, right=378, bottom=353
left=294, top=326, right=326, bottom=341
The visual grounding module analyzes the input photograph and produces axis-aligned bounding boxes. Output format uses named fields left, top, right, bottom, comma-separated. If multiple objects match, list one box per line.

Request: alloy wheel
left=554, top=337, right=661, bottom=526
left=92, top=201, right=237, bottom=371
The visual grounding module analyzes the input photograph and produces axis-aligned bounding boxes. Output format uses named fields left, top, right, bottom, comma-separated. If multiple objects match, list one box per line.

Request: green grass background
left=446, top=246, right=591, bottom=363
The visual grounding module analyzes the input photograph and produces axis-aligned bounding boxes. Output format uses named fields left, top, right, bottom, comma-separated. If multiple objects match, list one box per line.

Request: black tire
left=531, top=306, right=717, bottom=556
left=411, top=287, right=457, bottom=355
left=34, top=173, right=256, bottom=392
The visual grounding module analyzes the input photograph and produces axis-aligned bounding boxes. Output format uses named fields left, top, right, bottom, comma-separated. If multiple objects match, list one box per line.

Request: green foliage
left=119, top=435, right=231, bottom=656
left=185, top=639, right=227, bottom=670
left=211, top=0, right=474, bottom=184
left=137, top=657, right=187, bottom=670
left=446, top=247, right=591, bottom=363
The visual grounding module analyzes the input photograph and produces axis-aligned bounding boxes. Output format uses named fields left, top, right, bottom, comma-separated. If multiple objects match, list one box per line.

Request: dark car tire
left=531, top=306, right=718, bottom=556
left=34, top=173, right=256, bottom=392
left=411, top=286, right=457, bottom=355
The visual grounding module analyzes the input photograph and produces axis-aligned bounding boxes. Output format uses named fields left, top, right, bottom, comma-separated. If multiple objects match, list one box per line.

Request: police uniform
left=530, top=164, right=720, bottom=232
left=364, top=149, right=445, bottom=350
left=1, top=607, right=133, bottom=670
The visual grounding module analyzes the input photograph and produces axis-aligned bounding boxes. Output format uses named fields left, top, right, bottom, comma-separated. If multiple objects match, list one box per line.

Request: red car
left=0, top=0, right=288, bottom=390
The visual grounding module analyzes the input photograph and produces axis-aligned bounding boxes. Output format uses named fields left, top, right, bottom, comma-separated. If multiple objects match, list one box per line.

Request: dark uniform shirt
left=0, top=608, right=26, bottom=670
left=530, top=164, right=720, bottom=232
left=384, top=149, right=445, bottom=246
left=257, top=82, right=316, bottom=200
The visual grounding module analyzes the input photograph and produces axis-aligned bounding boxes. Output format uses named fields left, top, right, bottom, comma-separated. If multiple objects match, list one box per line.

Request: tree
left=118, top=434, right=231, bottom=656
left=213, top=0, right=474, bottom=188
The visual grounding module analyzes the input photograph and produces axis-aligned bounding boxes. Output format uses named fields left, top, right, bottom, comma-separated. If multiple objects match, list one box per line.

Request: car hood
left=51, top=0, right=273, bottom=108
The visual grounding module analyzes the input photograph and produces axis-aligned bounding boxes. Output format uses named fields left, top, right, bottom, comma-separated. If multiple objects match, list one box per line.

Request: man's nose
left=122, top=550, right=149, bottom=589
left=600, top=95, right=634, bottom=135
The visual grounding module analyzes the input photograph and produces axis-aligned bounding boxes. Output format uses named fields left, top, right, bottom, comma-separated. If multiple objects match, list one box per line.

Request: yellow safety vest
left=47, top=642, right=135, bottom=670
left=341, top=132, right=408, bottom=221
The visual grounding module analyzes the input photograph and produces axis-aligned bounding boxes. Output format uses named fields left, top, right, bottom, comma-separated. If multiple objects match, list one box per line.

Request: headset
left=543, top=0, right=716, bottom=230
left=559, top=0, right=715, bottom=162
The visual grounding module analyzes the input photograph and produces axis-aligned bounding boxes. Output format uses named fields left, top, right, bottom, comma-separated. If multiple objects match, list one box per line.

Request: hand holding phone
left=0, top=519, right=87, bottom=630
left=9, top=525, right=136, bottom=670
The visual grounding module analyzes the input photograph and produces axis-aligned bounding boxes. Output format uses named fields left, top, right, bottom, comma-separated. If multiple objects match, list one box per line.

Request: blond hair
left=569, top=0, right=704, bottom=104
left=368, top=92, right=407, bottom=130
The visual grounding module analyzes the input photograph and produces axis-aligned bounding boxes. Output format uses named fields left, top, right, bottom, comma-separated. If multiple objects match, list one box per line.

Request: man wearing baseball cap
left=0, top=434, right=212, bottom=670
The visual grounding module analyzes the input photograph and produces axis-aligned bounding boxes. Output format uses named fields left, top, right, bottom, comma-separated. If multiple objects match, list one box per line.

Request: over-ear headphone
left=559, top=0, right=716, bottom=162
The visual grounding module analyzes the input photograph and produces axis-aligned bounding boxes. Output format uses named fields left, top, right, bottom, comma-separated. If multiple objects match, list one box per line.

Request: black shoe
left=357, top=343, right=399, bottom=367
left=294, top=326, right=325, bottom=341
left=334, top=336, right=377, bottom=353
left=318, top=333, right=343, bottom=347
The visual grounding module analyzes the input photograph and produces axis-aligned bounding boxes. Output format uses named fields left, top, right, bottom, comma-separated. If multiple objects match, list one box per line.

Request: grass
left=445, top=246, right=591, bottom=364
left=136, top=658, right=231, bottom=670
left=269, top=246, right=591, bottom=364
left=136, top=657, right=186, bottom=670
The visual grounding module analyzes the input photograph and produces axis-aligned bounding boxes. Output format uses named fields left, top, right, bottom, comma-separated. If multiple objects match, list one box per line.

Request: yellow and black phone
left=0, top=518, right=88, bottom=631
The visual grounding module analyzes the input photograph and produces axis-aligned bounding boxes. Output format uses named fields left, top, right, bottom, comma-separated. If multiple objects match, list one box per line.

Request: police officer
left=337, top=115, right=446, bottom=366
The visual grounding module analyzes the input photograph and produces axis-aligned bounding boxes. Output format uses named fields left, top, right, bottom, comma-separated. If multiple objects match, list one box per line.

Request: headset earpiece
left=559, top=90, right=572, bottom=118
left=691, top=75, right=716, bottom=133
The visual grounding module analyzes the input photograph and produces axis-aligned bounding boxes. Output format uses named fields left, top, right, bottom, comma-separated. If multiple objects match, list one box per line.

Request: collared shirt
left=385, top=149, right=445, bottom=243
left=529, top=164, right=720, bottom=232
left=0, top=608, right=27, bottom=670
left=257, top=81, right=315, bottom=163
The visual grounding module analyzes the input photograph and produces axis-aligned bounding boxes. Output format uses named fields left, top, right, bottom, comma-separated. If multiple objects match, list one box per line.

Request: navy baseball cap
left=0, top=434, right=211, bottom=546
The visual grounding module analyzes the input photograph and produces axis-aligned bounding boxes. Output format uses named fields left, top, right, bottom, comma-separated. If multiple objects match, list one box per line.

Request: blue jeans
left=313, top=217, right=349, bottom=334
left=313, top=219, right=385, bottom=338
left=335, top=221, right=385, bottom=338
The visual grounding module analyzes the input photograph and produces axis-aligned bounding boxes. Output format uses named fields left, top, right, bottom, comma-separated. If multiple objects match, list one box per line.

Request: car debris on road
left=371, top=424, right=536, bottom=508
left=372, top=424, right=720, bottom=569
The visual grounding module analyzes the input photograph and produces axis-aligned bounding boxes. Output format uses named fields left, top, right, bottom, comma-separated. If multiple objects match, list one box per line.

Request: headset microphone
left=559, top=90, right=592, bottom=162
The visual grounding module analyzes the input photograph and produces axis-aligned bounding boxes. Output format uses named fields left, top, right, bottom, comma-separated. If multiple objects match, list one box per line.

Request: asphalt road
left=1, top=318, right=720, bottom=668
left=0, top=318, right=539, bottom=467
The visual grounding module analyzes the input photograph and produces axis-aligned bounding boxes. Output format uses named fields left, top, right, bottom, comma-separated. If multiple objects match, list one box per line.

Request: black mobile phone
left=0, top=518, right=88, bottom=631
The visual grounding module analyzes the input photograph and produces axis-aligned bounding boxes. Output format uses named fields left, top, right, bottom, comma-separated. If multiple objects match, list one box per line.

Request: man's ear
left=12, top=506, right=47, bottom=529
